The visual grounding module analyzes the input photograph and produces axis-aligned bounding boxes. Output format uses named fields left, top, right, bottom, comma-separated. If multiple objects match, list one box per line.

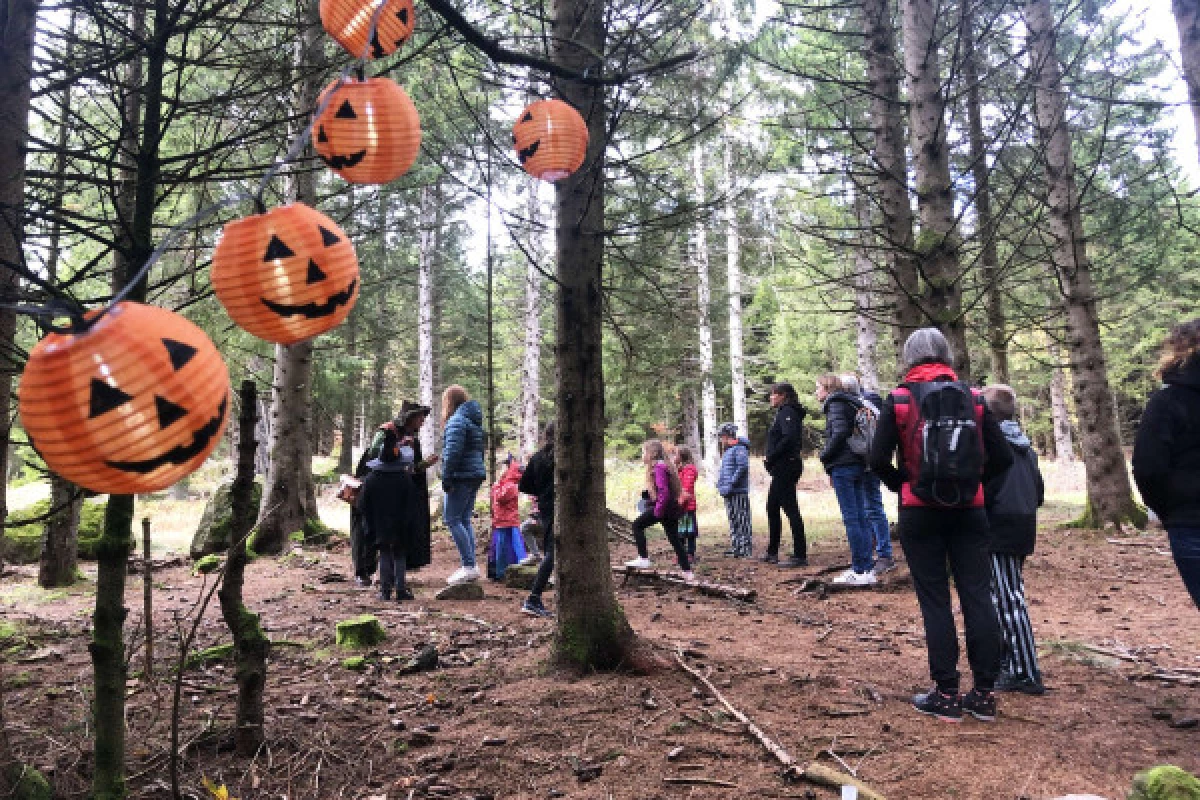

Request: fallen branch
left=615, top=566, right=757, bottom=602
left=1105, top=538, right=1167, bottom=547
left=801, top=763, right=888, bottom=800
left=605, top=510, right=638, bottom=545
left=662, top=776, right=739, bottom=788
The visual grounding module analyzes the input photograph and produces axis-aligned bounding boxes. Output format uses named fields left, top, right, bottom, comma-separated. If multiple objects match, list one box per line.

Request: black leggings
left=766, top=465, right=806, bottom=559
left=529, top=513, right=555, bottom=600
left=632, top=511, right=690, bottom=571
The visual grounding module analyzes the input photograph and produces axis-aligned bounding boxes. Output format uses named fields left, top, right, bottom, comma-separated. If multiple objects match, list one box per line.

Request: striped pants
left=724, top=494, right=753, bottom=557
left=990, top=554, right=1041, bottom=681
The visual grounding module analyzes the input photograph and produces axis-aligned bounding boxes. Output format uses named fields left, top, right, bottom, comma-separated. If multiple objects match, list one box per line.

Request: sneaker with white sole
left=447, top=566, right=480, bottom=585
left=831, top=568, right=878, bottom=586
left=681, top=571, right=696, bottom=583
left=460, top=566, right=481, bottom=582
left=446, top=567, right=467, bottom=585
left=625, top=557, right=654, bottom=569
left=518, top=554, right=540, bottom=566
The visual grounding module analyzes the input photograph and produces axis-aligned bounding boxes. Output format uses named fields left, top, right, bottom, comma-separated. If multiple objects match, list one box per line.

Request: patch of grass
left=1042, top=639, right=1122, bottom=669
left=0, top=583, right=78, bottom=607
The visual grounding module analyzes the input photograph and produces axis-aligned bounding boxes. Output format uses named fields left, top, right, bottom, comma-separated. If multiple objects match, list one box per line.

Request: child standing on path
left=676, top=446, right=700, bottom=561
left=716, top=423, right=752, bottom=558
left=981, top=385, right=1046, bottom=695
left=488, top=455, right=527, bottom=580
left=626, top=439, right=694, bottom=581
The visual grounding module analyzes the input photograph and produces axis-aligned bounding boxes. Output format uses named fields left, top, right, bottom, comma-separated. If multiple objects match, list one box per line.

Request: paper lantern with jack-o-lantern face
left=313, top=77, right=421, bottom=184
left=512, top=99, right=588, bottom=182
left=18, top=302, right=231, bottom=494
left=212, top=203, right=360, bottom=344
left=320, top=0, right=415, bottom=60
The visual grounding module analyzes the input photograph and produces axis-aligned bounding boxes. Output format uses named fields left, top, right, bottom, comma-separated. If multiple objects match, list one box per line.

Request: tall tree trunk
left=219, top=381, right=270, bottom=756
left=1048, top=342, right=1075, bottom=462
left=336, top=309, right=359, bottom=474
left=369, top=290, right=388, bottom=429
left=963, top=7, right=1009, bottom=382
left=861, top=0, right=920, bottom=344
left=681, top=387, right=701, bottom=455
left=901, top=0, right=970, bottom=377
left=691, top=145, right=718, bottom=477
left=256, top=0, right=323, bottom=553
left=722, top=135, right=748, bottom=438
left=852, top=184, right=881, bottom=391
left=519, top=179, right=543, bottom=460
left=551, top=0, right=635, bottom=668
left=39, top=475, right=83, bottom=587
left=417, top=182, right=439, bottom=460
left=1173, top=0, right=1200, bottom=164
left=1025, top=0, right=1141, bottom=527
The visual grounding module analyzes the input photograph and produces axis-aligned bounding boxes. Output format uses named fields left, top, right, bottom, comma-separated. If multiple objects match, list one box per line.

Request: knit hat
left=395, top=399, right=432, bottom=427
left=717, top=422, right=738, bottom=438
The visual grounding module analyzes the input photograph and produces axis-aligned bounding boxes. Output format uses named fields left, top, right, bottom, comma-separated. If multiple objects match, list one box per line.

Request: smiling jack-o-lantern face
left=512, top=99, right=589, bottom=182
left=18, top=302, right=231, bottom=494
left=321, top=0, right=415, bottom=60
left=212, top=202, right=360, bottom=344
left=313, top=77, right=421, bottom=185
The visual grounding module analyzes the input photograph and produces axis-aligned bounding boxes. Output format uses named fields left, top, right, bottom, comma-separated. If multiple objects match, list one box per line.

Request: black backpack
left=899, top=381, right=984, bottom=506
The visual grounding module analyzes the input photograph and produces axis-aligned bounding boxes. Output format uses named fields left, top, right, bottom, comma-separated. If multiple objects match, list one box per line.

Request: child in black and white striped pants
left=981, top=385, right=1046, bottom=695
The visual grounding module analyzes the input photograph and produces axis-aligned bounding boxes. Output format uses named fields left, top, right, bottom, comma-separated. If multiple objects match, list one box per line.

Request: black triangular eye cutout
left=397, top=7, right=408, bottom=24
left=155, top=395, right=188, bottom=430
left=335, top=100, right=357, bottom=119
left=306, top=259, right=327, bottom=284
left=521, top=111, right=534, bottom=123
left=162, top=338, right=197, bottom=371
left=264, top=234, right=295, bottom=261
left=89, top=379, right=133, bottom=419
left=318, top=225, right=340, bottom=247
left=316, top=126, right=329, bottom=143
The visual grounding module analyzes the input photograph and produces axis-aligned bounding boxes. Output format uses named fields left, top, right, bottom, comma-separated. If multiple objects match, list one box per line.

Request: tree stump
left=335, top=615, right=387, bottom=649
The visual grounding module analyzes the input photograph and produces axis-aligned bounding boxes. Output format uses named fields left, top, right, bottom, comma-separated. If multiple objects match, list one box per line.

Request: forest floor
left=1, top=464, right=1198, bottom=800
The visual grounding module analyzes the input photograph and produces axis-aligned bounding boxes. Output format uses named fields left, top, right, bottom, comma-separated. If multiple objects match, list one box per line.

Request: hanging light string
left=25, top=0, right=391, bottom=336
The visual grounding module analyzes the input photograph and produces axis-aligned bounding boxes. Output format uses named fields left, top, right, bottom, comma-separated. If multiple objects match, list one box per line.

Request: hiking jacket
left=984, top=421, right=1044, bottom=555
left=519, top=446, right=555, bottom=522
left=867, top=362, right=1012, bottom=508
left=679, top=463, right=699, bottom=512
left=491, top=461, right=523, bottom=528
left=765, top=401, right=807, bottom=475
left=717, top=438, right=750, bottom=496
left=652, top=461, right=680, bottom=519
left=441, top=400, right=486, bottom=486
left=1133, top=356, right=1200, bottom=527
left=820, top=391, right=866, bottom=473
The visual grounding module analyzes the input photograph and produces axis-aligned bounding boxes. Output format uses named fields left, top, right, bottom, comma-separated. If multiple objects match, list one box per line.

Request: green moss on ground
left=185, top=643, right=234, bottom=668
left=0, top=498, right=107, bottom=564
left=5, top=765, right=51, bottom=800
left=335, top=615, right=386, bottom=649
left=1130, top=765, right=1200, bottom=800
left=341, top=656, right=367, bottom=671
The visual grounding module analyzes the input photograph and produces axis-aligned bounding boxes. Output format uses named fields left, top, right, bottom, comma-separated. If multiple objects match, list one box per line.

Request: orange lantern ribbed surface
left=18, top=302, right=230, bottom=495
left=314, top=77, right=421, bottom=184
left=212, top=203, right=360, bottom=344
left=320, top=0, right=415, bottom=60
left=512, top=99, right=589, bottom=182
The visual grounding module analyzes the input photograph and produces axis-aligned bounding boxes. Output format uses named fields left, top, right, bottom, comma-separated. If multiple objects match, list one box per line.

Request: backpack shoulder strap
left=892, top=386, right=913, bottom=433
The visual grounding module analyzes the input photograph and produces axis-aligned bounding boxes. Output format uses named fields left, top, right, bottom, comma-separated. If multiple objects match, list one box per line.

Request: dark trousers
left=766, top=464, right=805, bottom=559
left=378, top=545, right=407, bottom=592
left=632, top=510, right=691, bottom=571
left=350, top=510, right=377, bottom=579
left=898, top=506, right=1002, bottom=693
left=529, top=512, right=555, bottom=600
left=1168, top=526, right=1200, bottom=609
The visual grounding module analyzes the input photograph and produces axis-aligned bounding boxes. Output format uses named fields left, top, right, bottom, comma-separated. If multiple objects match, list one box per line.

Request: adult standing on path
left=440, top=385, right=486, bottom=584
left=841, top=374, right=895, bottom=574
left=357, top=427, right=419, bottom=602
left=817, top=373, right=876, bottom=585
left=520, top=422, right=556, bottom=618
left=1134, top=318, right=1200, bottom=610
left=763, top=382, right=808, bottom=567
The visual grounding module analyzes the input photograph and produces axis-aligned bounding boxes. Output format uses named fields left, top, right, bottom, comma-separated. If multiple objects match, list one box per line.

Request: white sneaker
left=519, top=554, right=539, bottom=566
left=625, top=557, right=654, bottom=569
left=681, top=571, right=696, bottom=583
left=446, top=567, right=468, bottom=585
left=460, top=566, right=481, bottom=582
left=832, top=568, right=878, bottom=586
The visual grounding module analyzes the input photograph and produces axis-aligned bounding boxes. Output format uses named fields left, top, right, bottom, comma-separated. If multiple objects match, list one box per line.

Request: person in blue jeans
left=439, top=384, right=487, bottom=585
left=840, top=373, right=895, bottom=574
left=1134, top=318, right=1200, bottom=610
left=817, top=373, right=876, bottom=585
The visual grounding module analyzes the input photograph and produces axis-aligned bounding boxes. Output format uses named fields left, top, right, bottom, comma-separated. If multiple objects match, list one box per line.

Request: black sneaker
left=760, top=553, right=779, bottom=564
left=378, top=586, right=392, bottom=601
left=396, top=587, right=415, bottom=602
left=912, top=688, right=962, bottom=723
left=522, top=597, right=554, bottom=618
left=355, top=575, right=372, bottom=588
left=779, top=556, right=808, bottom=568
left=995, top=671, right=1046, bottom=695
left=962, top=688, right=996, bottom=721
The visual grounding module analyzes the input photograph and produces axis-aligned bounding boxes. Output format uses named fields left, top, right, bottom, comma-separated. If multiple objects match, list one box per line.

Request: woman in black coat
left=1133, top=318, right=1200, bottom=609
left=357, top=428, right=419, bottom=602
left=763, top=382, right=808, bottom=566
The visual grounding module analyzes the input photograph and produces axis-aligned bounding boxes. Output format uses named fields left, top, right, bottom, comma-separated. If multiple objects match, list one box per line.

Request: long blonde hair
left=643, top=439, right=682, bottom=500
left=441, top=384, right=469, bottom=426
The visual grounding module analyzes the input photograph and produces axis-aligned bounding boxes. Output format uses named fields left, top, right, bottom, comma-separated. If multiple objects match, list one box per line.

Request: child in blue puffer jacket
left=716, top=423, right=752, bottom=558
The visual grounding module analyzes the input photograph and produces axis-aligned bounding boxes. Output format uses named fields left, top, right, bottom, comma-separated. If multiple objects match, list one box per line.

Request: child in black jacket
left=981, top=385, right=1045, bottom=695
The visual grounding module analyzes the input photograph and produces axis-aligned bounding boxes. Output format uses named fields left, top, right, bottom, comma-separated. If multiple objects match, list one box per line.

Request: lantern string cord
left=79, top=1, right=390, bottom=332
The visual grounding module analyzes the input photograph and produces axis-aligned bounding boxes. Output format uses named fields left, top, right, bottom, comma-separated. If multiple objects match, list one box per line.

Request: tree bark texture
left=520, top=179, right=544, bottom=460
left=852, top=184, right=881, bottom=391
left=723, top=135, right=748, bottom=439
left=336, top=309, right=359, bottom=475
left=39, top=474, right=83, bottom=587
left=682, top=387, right=701, bottom=456
left=1174, top=0, right=1200, bottom=164
left=1049, top=342, right=1075, bottom=462
left=861, top=0, right=920, bottom=343
left=551, top=0, right=635, bottom=668
left=1025, top=0, right=1140, bottom=526
left=691, top=145, right=718, bottom=477
left=219, top=381, right=270, bottom=756
left=900, top=0, right=970, bottom=377
left=963, top=8, right=1009, bottom=383
left=418, top=182, right=439, bottom=460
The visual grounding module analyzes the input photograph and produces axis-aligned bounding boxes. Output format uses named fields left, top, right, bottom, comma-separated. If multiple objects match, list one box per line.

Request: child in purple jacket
left=626, top=439, right=694, bottom=581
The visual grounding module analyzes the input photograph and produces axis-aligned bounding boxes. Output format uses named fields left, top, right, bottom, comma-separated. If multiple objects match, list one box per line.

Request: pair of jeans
left=378, top=545, right=407, bottom=592
left=899, top=506, right=1002, bottom=693
left=1167, top=526, right=1200, bottom=609
left=443, top=481, right=482, bottom=568
left=632, top=510, right=690, bottom=571
left=529, top=512, right=555, bottom=600
left=830, top=465, right=875, bottom=574
left=766, top=463, right=805, bottom=559
left=863, top=471, right=892, bottom=559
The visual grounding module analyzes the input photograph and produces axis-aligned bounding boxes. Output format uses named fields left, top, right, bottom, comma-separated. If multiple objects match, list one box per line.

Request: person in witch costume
left=353, top=400, right=437, bottom=586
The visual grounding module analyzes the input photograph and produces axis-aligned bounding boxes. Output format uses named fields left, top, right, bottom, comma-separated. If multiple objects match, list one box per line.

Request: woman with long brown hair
left=625, top=439, right=693, bottom=581
left=1134, top=318, right=1200, bottom=609
left=439, top=384, right=487, bottom=584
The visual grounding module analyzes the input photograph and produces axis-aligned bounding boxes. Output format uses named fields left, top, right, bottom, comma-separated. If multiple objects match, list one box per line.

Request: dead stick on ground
left=802, top=763, right=888, bottom=800
left=616, top=567, right=757, bottom=602
left=662, top=777, right=739, bottom=788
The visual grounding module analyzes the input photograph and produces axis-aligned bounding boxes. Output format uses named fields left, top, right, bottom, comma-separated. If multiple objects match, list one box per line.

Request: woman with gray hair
left=867, top=327, right=1012, bottom=724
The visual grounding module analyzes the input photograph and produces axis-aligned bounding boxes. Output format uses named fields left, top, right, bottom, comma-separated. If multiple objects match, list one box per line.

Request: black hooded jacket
left=984, top=422, right=1044, bottom=556
left=519, top=445, right=555, bottom=522
left=1133, top=356, right=1200, bottom=527
left=820, top=391, right=866, bottom=473
left=765, top=401, right=807, bottom=475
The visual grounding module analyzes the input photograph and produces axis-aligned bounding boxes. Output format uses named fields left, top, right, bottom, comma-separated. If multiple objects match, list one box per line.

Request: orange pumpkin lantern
left=212, top=203, right=360, bottom=344
left=320, top=0, right=415, bottom=60
left=512, top=99, right=589, bottom=182
left=313, top=77, right=421, bottom=184
left=18, top=302, right=230, bottom=495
